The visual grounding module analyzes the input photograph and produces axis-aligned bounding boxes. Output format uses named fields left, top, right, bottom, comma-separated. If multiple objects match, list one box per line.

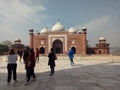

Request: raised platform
left=0, top=55, right=120, bottom=90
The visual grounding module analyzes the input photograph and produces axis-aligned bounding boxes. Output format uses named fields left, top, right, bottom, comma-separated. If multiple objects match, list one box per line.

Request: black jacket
left=48, top=52, right=56, bottom=67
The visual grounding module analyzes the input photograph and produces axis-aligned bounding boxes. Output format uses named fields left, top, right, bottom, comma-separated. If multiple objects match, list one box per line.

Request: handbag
left=54, top=54, right=57, bottom=60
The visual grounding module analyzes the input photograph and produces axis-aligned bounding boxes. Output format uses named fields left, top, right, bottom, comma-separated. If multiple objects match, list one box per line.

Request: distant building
left=87, top=37, right=110, bottom=54
left=10, top=39, right=24, bottom=53
left=29, top=21, right=110, bottom=55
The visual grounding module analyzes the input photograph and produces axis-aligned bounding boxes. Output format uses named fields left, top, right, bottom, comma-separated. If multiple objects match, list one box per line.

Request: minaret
left=82, top=27, right=87, bottom=54
left=29, top=28, right=34, bottom=48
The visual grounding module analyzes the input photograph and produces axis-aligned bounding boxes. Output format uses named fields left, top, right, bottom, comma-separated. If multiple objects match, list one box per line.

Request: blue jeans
left=69, top=58, right=74, bottom=66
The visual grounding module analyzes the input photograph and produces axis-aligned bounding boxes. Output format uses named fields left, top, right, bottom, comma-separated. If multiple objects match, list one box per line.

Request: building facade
left=10, top=39, right=24, bottom=53
left=29, top=21, right=109, bottom=55
left=87, top=37, right=110, bottom=54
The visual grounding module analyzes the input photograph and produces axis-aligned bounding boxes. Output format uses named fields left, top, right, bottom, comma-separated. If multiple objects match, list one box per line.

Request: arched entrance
left=52, top=39, right=63, bottom=53
left=98, top=50, right=101, bottom=54
left=40, top=47, right=45, bottom=54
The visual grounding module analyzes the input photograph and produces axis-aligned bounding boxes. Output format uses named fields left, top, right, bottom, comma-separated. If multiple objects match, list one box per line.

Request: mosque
left=29, top=21, right=110, bottom=55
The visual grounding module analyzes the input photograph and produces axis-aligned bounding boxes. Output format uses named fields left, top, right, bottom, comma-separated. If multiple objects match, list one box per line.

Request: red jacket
left=36, top=50, right=39, bottom=56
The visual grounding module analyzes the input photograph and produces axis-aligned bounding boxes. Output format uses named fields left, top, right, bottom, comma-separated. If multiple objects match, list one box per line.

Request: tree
left=0, top=44, right=9, bottom=55
left=1, top=40, right=12, bottom=47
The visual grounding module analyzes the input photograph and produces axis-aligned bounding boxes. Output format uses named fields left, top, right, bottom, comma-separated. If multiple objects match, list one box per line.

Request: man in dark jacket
left=23, top=48, right=29, bottom=78
left=48, top=48, right=57, bottom=76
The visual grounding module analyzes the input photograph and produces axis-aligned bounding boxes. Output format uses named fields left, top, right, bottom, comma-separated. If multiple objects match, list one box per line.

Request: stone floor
left=0, top=56, right=120, bottom=90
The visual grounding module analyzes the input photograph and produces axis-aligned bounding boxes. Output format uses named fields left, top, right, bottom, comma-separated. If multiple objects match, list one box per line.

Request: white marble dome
left=40, top=27, right=48, bottom=34
left=99, top=37, right=106, bottom=41
left=15, top=38, right=21, bottom=42
left=51, top=22, right=65, bottom=31
left=82, top=27, right=87, bottom=30
left=69, top=27, right=76, bottom=33
left=29, top=28, right=33, bottom=30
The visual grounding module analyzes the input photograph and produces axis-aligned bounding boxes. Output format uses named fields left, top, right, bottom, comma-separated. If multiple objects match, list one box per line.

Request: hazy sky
left=0, top=0, right=120, bottom=47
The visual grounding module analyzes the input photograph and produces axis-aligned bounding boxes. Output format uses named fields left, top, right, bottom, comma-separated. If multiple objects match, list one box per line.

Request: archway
left=99, top=50, right=101, bottom=54
left=52, top=39, right=63, bottom=53
left=40, top=47, right=45, bottom=54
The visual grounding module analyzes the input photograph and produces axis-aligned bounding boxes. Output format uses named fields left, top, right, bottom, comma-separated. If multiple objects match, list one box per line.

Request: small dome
left=14, top=38, right=21, bottom=44
left=82, top=27, right=87, bottom=30
left=15, top=38, right=21, bottom=42
left=69, top=27, right=76, bottom=33
left=78, top=30, right=81, bottom=34
left=29, top=28, right=33, bottom=30
left=29, top=28, right=34, bottom=32
left=99, top=37, right=106, bottom=41
left=52, top=22, right=65, bottom=31
left=40, top=27, right=48, bottom=34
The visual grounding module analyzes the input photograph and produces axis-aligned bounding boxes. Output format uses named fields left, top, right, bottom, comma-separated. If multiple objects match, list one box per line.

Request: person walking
left=23, top=47, right=29, bottom=78
left=19, top=50, right=23, bottom=63
left=17, top=50, right=23, bottom=63
left=48, top=48, right=57, bottom=76
left=36, top=48, right=39, bottom=63
left=25, top=48, right=36, bottom=85
left=68, top=47, right=75, bottom=66
left=7, top=49, right=18, bottom=84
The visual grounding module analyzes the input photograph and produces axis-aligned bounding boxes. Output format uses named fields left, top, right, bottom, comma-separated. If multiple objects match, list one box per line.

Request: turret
left=99, top=37, right=106, bottom=43
left=82, top=27, right=87, bottom=54
left=82, top=27, right=87, bottom=34
left=29, top=28, right=34, bottom=48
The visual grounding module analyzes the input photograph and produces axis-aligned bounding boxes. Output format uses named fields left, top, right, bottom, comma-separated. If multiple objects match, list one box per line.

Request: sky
left=0, top=0, right=120, bottom=47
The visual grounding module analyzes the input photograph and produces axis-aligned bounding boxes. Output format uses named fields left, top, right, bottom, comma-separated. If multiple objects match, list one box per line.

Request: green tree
left=0, top=44, right=9, bottom=55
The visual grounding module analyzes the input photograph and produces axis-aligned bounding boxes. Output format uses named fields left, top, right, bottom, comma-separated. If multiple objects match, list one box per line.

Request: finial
left=44, top=24, right=48, bottom=29
left=71, top=25, right=73, bottom=27
left=44, top=24, right=46, bottom=27
left=68, top=26, right=69, bottom=29
left=57, top=17, right=60, bottom=22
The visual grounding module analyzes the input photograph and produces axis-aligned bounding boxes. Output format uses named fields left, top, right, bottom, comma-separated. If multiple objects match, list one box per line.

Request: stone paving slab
left=0, top=55, right=120, bottom=90
left=54, top=86, right=75, bottom=90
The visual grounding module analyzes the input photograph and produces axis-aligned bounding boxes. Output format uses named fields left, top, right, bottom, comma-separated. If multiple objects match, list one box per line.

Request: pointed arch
left=40, top=47, right=45, bottom=54
left=52, top=39, right=63, bottom=53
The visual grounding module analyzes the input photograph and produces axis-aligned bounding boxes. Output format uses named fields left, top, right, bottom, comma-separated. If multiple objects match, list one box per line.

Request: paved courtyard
left=0, top=55, right=120, bottom=90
